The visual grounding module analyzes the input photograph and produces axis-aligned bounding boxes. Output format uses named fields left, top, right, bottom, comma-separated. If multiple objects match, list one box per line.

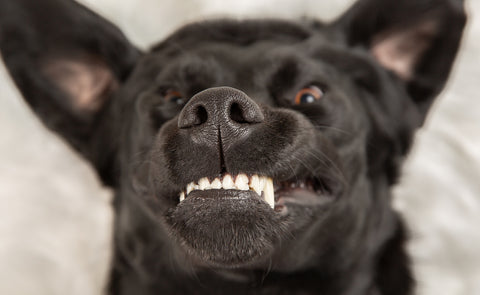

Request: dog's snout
left=178, top=87, right=264, bottom=129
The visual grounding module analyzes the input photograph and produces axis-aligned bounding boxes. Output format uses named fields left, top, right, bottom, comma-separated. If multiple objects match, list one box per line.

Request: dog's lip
left=184, top=189, right=262, bottom=202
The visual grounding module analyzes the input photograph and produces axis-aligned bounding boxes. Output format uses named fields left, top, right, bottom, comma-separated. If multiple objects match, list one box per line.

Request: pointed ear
left=334, top=0, right=466, bottom=115
left=0, top=0, right=140, bottom=162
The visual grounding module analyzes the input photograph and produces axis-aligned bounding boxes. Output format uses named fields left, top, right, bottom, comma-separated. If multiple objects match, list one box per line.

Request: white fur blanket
left=0, top=0, right=479, bottom=294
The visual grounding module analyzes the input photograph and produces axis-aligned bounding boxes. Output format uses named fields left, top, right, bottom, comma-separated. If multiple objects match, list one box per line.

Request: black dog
left=0, top=0, right=466, bottom=294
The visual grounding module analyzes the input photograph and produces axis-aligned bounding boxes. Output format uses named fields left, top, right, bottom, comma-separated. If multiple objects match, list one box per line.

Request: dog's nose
left=178, top=87, right=264, bottom=130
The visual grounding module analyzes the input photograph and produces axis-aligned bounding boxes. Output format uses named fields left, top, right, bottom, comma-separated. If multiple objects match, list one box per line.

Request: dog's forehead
left=136, top=21, right=341, bottom=102
left=147, top=20, right=330, bottom=71
left=151, top=41, right=312, bottom=80
left=151, top=19, right=315, bottom=52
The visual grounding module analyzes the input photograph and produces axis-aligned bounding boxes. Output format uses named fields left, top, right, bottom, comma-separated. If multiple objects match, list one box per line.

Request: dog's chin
left=164, top=173, right=333, bottom=268
left=166, top=189, right=282, bottom=268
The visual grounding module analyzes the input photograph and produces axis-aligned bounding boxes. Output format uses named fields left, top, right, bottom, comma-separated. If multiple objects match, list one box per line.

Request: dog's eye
left=164, top=89, right=185, bottom=105
left=294, top=86, right=324, bottom=105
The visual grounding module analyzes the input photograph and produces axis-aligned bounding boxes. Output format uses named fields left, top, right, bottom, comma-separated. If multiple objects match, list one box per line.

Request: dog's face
left=126, top=21, right=369, bottom=269
left=0, top=0, right=466, bottom=290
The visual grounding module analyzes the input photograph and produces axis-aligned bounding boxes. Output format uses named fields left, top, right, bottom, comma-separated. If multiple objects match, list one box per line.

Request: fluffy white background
left=0, top=0, right=479, bottom=294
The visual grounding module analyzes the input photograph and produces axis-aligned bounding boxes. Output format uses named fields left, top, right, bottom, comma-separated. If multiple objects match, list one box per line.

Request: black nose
left=178, top=87, right=264, bottom=129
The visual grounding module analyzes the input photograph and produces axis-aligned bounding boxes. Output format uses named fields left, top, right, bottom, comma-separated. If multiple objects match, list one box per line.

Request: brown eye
left=294, top=85, right=324, bottom=105
left=164, top=89, right=185, bottom=105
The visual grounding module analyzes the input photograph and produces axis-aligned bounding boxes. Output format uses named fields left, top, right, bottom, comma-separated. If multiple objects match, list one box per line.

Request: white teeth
left=198, top=177, right=210, bottom=190
left=264, top=178, right=275, bottom=209
left=179, top=174, right=275, bottom=209
left=258, top=176, right=266, bottom=192
left=250, top=174, right=261, bottom=195
left=222, top=174, right=235, bottom=189
left=179, top=191, right=185, bottom=202
left=235, top=174, right=249, bottom=190
left=186, top=182, right=195, bottom=194
left=211, top=178, right=222, bottom=189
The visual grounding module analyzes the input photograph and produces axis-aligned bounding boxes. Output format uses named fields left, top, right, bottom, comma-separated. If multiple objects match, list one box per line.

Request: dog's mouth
left=177, top=173, right=324, bottom=213
left=166, top=172, right=330, bottom=267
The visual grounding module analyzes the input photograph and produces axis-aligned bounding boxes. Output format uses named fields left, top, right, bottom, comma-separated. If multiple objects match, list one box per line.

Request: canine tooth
left=264, top=178, right=275, bottom=209
left=235, top=174, right=249, bottom=190
left=223, top=174, right=234, bottom=189
left=250, top=174, right=261, bottom=195
left=211, top=178, right=222, bottom=189
left=198, top=177, right=210, bottom=190
left=179, top=191, right=185, bottom=202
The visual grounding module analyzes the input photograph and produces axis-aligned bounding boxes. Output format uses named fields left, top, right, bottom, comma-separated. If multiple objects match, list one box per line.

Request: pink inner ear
left=42, top=55, right=118, bottom=113
left=371, top=20, right=438, bottom=81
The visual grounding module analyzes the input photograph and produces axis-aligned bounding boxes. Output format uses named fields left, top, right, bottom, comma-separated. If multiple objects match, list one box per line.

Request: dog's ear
left=334, top=0, right=466, bottom=118
left=0, top=0, right=140, bottom=165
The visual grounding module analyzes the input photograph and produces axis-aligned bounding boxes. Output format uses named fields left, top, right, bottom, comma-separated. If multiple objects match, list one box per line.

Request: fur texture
left=0, top=0, right=468, bottom=294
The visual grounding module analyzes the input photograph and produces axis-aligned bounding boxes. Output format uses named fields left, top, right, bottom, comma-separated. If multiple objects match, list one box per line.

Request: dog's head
left=0, top=0, right=465, bottom=277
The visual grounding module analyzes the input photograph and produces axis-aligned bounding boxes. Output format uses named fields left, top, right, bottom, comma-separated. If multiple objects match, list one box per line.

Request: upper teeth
left=179, top=173, right=275, bottom=208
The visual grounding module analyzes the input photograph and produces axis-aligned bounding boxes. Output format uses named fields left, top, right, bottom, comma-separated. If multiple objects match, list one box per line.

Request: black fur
left=0, top=0, right=466, bottom=294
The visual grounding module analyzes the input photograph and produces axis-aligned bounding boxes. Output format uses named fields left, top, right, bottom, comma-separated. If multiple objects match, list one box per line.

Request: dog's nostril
left=195, top=105, right=208, bottom=126
left=229, top=102, right=248, bottom=124
left=178, top=104, right=208, bottom=129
